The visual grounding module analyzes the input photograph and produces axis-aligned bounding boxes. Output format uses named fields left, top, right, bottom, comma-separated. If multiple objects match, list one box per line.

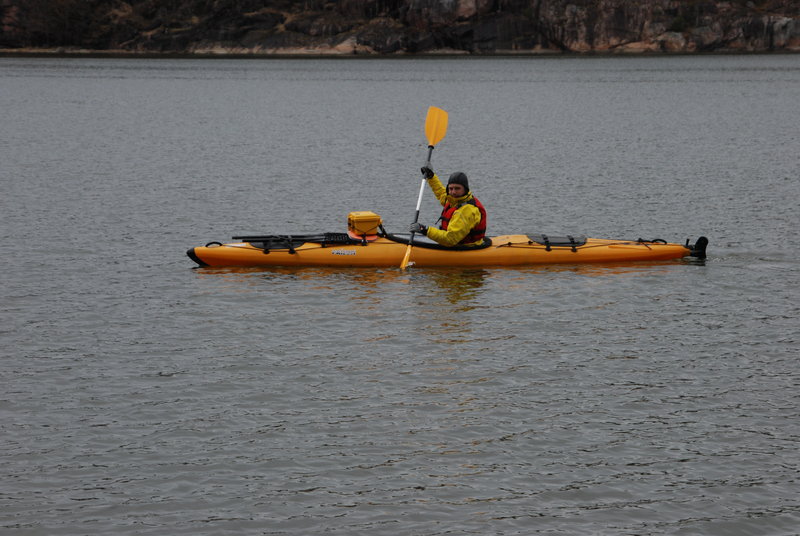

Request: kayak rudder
left=688, top=236, right=709, bottom=259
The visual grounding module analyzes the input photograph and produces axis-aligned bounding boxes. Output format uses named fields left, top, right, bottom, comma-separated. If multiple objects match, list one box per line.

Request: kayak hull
left=188, top=234, right=705, bottom=268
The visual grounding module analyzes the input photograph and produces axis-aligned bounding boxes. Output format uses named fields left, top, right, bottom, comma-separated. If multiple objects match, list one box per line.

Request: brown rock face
left=1, top=0, right=798, bottom=54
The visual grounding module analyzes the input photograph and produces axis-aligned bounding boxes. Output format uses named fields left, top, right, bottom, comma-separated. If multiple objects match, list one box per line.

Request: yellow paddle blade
left=425, top=106, right=448, bottom=147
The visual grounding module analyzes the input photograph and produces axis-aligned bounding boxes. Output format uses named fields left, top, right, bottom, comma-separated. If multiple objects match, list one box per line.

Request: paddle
left=400, top=106, right=449, bottom=270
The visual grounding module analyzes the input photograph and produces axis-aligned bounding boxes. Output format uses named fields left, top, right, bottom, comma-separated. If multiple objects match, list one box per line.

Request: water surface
left=2, top=55, right=799, bottom=535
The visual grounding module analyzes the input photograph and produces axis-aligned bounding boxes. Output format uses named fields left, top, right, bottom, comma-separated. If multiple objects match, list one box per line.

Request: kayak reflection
left=417, top=269, right=489, bottom=309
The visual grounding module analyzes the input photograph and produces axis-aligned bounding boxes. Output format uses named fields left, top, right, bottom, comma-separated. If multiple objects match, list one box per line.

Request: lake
left=1, top=54, right=799, bottom=535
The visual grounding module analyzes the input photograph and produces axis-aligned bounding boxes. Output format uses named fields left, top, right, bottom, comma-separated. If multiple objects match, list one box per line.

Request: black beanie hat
left=447, top=171, right=469, bottom=192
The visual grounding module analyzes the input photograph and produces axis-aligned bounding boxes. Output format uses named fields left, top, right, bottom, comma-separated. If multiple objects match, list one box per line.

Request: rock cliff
left=2, top=0, right=799, bottom=55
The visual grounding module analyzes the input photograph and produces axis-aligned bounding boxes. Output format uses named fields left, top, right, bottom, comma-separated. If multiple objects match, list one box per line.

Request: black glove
left=420, top=165, right=434, bottom=180
left=409, top=222, right=427, bottom=235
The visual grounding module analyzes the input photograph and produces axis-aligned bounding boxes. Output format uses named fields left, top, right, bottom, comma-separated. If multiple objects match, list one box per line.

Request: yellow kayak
left=187, top=211, right=708, bottom=268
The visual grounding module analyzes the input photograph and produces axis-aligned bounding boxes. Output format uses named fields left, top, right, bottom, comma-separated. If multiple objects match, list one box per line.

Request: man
left=409, top=165, right=487, bottom=247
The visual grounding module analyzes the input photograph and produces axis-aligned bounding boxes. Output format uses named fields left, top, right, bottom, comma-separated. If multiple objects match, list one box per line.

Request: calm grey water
left=2, top=55, right=799, bottom=535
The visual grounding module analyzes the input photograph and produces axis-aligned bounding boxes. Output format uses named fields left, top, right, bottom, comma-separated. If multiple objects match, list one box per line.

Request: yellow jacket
left=423, top=174, right=483, bottom=247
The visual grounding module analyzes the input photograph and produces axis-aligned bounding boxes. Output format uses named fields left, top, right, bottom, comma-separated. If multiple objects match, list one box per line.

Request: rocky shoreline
left=3, top=47, right=799, bottom=58
left=2, top=1, right=799, bottom=57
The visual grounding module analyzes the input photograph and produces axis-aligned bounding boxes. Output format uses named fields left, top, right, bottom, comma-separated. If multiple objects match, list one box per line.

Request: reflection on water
left=418, top=269, right=489, bottom=308
left=190, top=261, right=705, bottom=353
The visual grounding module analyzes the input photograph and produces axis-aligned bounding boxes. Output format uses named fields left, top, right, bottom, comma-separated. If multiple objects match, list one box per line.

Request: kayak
left=187, top=211, right=708, bottom=268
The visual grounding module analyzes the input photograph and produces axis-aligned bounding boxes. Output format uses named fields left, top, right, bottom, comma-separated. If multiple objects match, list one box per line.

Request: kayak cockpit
left=383, top=233, right=493, bottom=250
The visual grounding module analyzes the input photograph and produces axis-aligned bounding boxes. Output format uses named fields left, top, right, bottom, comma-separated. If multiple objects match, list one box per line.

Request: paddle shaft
left=410, top=146, right=435, bottom=227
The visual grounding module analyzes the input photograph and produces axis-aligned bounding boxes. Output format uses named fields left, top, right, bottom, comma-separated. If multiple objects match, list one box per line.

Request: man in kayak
left=409, top=165, right=487, bottom=247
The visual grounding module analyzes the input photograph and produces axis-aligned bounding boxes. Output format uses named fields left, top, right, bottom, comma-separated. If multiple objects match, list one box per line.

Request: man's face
left=447, top=184, right=466, bottom=197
